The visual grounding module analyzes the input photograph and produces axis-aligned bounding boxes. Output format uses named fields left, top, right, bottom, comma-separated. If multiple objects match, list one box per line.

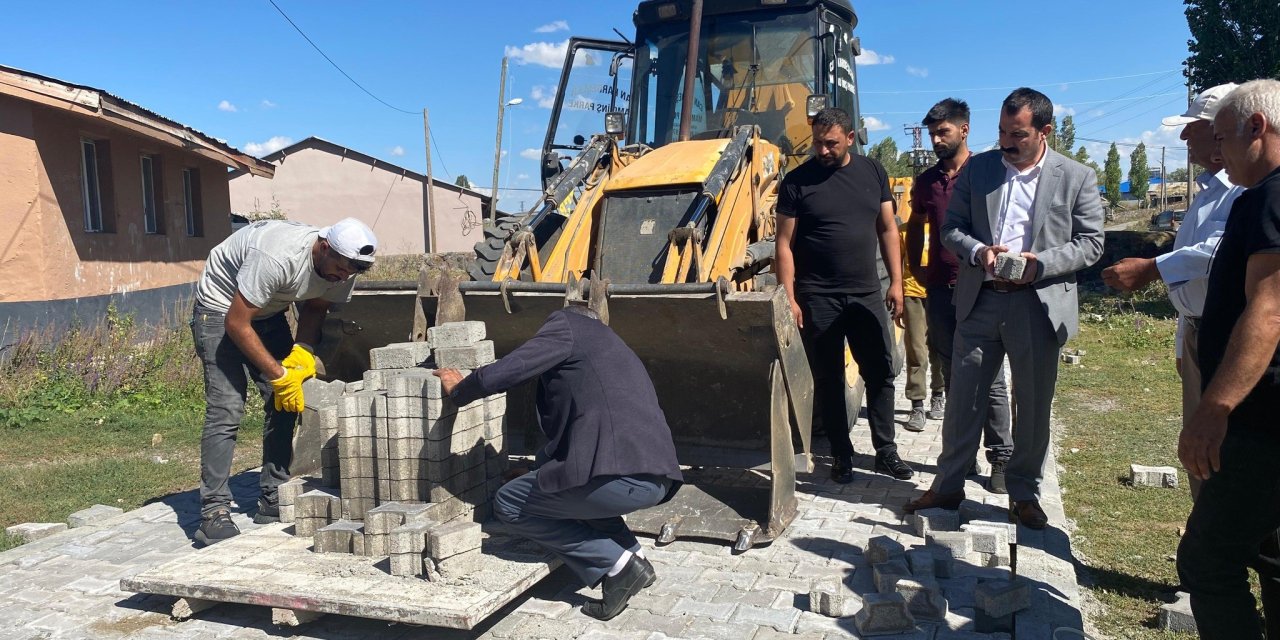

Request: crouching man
left=192, top=217, right=377, bottom=546
left=434, top=306, right=682, bottom=621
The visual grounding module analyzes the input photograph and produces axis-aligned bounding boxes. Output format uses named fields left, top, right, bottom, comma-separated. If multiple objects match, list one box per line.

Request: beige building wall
left=229, top=140, right=489, bottom=255
left=0, top=94, right=232, bottom=303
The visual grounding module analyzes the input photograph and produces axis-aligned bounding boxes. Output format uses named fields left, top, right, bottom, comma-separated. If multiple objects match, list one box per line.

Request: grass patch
left=1057, top=286, right=1195, bottom=638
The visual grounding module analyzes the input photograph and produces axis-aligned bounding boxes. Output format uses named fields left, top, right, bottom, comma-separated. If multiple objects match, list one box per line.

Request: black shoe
left=988, top=461, right=1008, bottom=495
left=875, top=452, right=914, bottom=480
left=582, top=555, right=656, bottom=620
left=253, top=498, right=280, bottom=524
left=968, top=458, right=981, bottom=477
left=830, top=456, right=855, bottom=484
left=637, top=555, right=656, bottom=588
left=195, top=508, right=240, bottom=546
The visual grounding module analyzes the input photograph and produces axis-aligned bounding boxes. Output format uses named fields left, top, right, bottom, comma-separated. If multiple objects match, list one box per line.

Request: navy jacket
left=450, top=308, right=684, bottom=494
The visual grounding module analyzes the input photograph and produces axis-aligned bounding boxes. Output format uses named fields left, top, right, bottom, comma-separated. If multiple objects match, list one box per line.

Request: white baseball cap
left=320, top=218, right=377, bottom=265
left=1162, top=83, right=1240, bottom=126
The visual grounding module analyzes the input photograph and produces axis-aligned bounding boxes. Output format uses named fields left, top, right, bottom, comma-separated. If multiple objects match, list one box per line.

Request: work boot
left=830, top=456, right=855, bottom=484
left=875, top=451, right=914, bottom=480
left=253, top=497, right=280, bottom=524
left=904, top=406, right=926, bottom=432
left=1011, top=500, right=1049, bottom=530
left=195, top=508, right=240, bottom=546
left=988, top=460, right=1008, bottom=495
left=582, top=554, right=656, bottom=621
left=927, top=393, right=946, bottom=420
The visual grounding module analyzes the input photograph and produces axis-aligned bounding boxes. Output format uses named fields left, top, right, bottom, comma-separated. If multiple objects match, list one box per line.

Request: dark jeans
left=925, top=285, right=1013, bottom=463
left=1177, top=428, right=1280, bottom=640
left=191, top=305, right=297, bottom=517
left=800, top=290, right=897, bottom=460
left=494, top=471, right=671, bottom=587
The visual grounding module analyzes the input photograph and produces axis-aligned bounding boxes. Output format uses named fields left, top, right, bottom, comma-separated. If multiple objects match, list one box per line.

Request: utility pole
left=903, top=124, right=931, bottom=178
left=1186, top=81, right=1193, bottom=208
left=490, top=56, right=509, bottom=224
left=424, top=108, right=437, bottom=253
left=1160, top=146, right=1166, bottom=210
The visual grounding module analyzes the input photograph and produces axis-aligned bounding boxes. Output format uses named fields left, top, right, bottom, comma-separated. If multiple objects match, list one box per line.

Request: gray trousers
left=191, top=305, right=297, bottom=517
left=931, top=289, right=1060, bottom=501
left=494, top=471, right=671, bottom=587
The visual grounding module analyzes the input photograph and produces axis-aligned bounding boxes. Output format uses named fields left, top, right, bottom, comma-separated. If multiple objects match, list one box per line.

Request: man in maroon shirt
left=905, top=98, right=1013, bottom=493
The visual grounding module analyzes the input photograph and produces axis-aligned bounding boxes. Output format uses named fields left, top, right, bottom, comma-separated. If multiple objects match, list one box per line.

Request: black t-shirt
left=777, top=155, right=892, bottom=294
left=1199, top=166, right=1280, bottom=433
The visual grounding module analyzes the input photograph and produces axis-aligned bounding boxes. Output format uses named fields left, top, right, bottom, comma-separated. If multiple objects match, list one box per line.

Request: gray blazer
left=940, top=148, right=1105, bottom=344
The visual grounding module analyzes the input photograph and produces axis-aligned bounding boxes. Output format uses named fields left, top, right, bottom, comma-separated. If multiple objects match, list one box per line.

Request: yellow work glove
left=270, top=367, right=310, bottom=413
left=281, top=343, right=317, bottom=379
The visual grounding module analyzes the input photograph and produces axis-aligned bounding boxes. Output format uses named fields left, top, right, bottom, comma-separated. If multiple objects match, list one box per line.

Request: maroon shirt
left=907, top=157, right=967, bottom=288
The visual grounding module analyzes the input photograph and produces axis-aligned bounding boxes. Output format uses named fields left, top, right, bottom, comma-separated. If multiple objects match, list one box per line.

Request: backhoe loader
left=328, top=0, right=873, bottom=550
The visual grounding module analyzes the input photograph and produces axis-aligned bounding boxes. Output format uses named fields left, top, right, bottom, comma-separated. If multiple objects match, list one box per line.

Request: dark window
left=81, top=140, right=103, bottom=231
left=141, top=155, right=165, bottom=234
left=183, top=168, right=203, bottom=237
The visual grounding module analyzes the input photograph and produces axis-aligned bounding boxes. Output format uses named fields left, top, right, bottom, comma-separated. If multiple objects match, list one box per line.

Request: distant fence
left=0, top=282, right=197, bottom=356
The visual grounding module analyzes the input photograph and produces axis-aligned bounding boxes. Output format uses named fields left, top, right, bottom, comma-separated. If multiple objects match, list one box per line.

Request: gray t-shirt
left=195, top=220, right=355, bottom=317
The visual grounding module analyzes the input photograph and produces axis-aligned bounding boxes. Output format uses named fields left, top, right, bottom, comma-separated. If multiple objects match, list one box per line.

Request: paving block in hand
left=809, top=577, right=860, bottom=618
left=912, top=508, right=961, bottom=537
left=994, top=253, right=1026, bottom=281
left=428, top=321, right=486, bottom=348
left=1130, top=464, right=1180, bottom=488
left=434, top=341, right=495, bottom=369
left=974, top=579, right=1031, bottom=617
left=866, top=535, right=906, bottom=565
left=853, top=592, right=916, bottom=635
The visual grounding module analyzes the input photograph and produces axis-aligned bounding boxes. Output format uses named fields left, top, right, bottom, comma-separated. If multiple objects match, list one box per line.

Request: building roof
left=233, top=136, right=493, bottom=202
left=0, top=64, right=274, bottom=178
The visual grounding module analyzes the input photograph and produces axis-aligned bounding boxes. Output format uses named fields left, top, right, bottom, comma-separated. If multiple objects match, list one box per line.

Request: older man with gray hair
left=1175, top=78, right=1280, bottom=640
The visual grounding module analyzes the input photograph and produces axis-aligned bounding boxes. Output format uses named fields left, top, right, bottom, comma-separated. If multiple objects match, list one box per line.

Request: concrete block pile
left=274, top=321, right=509, bottom=582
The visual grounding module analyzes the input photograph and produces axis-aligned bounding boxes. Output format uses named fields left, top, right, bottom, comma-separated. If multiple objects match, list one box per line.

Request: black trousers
left=1177, top=428, right=1280, bottom=640
left=800, top=290, right=897, bottom=460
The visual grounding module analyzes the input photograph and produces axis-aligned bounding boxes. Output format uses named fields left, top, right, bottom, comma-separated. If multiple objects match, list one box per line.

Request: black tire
left=467, top=215, right=523, bottom=281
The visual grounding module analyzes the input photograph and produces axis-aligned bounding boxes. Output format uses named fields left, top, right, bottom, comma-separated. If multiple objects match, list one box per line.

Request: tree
left=1074, top=146, right=1103, bottom=183
left=867, top=137, right=905, bottom=176
left=1168, top=167, right=1189, bottom=183
left=455, top=175, right=474, bottom=189
left=1129, top=143, right=1151, bottom=204
left=1057, top=115, right=1076, bottom=152
left=1185, top=0, right=1280, bottom=91
left=1047, top=116, right=1061, bottom=152
left=1103, top=143, right=1123, bottom=207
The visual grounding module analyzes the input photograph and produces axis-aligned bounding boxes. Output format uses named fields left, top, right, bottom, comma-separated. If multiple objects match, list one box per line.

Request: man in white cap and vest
left=1102, top=83, right=1243, bottom=499
left=191, top=217, right=377, bottom=545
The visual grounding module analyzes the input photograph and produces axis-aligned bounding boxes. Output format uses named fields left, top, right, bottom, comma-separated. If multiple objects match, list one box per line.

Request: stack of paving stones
left=275, top=321, right=507, bottom=582
left=805, top=505, right=1030, bottom=636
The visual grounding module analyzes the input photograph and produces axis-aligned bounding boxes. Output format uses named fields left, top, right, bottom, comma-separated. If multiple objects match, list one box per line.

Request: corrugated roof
left=0, top=63, right=274, bottom=178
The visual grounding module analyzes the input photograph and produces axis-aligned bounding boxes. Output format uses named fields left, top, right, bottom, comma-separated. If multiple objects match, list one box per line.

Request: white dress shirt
left=971, top=150, right=1048, bottom=275
left=1155, top=169, right=1243, bottom=355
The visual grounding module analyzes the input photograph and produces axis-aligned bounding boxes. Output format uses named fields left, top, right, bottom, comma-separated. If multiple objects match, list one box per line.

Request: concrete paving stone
left=577, top=630, right=651, bottom=640
left=711, top=584, right=779, bottom=608
left=911, top=509, right=961, bottom=538
left=677, top=618, right=758, bottom=640
left=514, top=597, right=573, bottom=619
left=64, top=575, right=125, bottom=596
left=428, top=321, right=486, bottom=348
left=700, top=569, right=756, bottom=590
left=730, top=604, right=800, bottom=632
left=943, top=608, right=976, bottom=632
left=513, top=612, right=591, bottom=639
left=795, top=610, right=856, bottom=635
left=854, top=592, right=916, bottom=636
left=731, top=557, right=793, bottom=578
left=895, top=578, right=947, bottom=621
left=67, top=504, right=126, bottom=529
left=867, top=535, right=906, bottom=564
left=1130, top=463, right=1179, bottom=488
left=434, top=341, right=496, bottom=369
left=670, top=598, right=735, bottom=622
left=627, top=591, right=682, bottom=616
left=753, top=573, right=812, bottom=594
left=606, top=609, right=690, bottom=637
left=5, top=523, right=67, bottom=544
left=873, top=558, right=912, bottom=593
left=1158, top=591, right=1196, bottom=632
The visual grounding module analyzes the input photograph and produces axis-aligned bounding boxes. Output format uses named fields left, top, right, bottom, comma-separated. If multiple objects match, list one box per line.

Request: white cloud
left=1053, top=103, right=1076, bottom=117
left=531, top=85, right=558, bottom=109
left=505, top=40, right=569, bottom=68
left=390, top=145, right=406, bottom=157
left=218, top=100, right=238, bottom=113
left=855, top=49, right=894, bottom=65
left=1058, top=84, right=1070, bottom=93
left=243, top=136, right=293, bottom=157
left=863, top=116, right=890, bottom=132
left=519, top=148, right=542, bottom=160
left=534, top=20, right=568, bottom=33
left=261, top=99, right=277, bottom=109
left=1078, top=125, right=1187, bottom=174
left=517, top=173, right=530, bottom=180
left=906, top=66, right=928, bottom=78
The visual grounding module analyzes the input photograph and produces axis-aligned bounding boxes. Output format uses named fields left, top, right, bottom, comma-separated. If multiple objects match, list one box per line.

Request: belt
left=982, top=280, right=1031, bottom=293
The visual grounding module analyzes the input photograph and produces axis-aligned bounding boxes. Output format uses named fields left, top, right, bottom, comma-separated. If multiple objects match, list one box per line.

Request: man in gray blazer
left=905, top=87, right=1105, bottom=529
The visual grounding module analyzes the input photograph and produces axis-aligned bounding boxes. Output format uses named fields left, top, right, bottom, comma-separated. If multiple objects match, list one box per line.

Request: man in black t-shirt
left=775, top=108, right=911, bottom=484
left=1175, top=79, right=1280, bottom=640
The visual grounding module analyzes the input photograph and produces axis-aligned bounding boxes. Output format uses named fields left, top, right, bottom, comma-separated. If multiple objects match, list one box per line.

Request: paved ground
left=0, top=370, right=1084, bottom=640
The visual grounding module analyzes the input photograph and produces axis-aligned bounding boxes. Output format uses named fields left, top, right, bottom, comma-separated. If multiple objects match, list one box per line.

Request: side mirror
left=605, top=111, right=625, bottom=136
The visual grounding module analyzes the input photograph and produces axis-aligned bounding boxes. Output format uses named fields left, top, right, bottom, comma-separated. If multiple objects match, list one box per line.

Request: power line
left=1077, top=136, right=1186, bottom=152
left=266, top=0, right=417, bottom=115
left=858, top=69, right=1180, bottom=95
left=863, top=91, right=1186, bottom=117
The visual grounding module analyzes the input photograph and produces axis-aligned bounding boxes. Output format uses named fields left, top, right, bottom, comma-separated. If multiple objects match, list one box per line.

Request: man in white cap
left=190, top=217, right=376, bottom=545
left=1102, top=83, right=1243, bottom=499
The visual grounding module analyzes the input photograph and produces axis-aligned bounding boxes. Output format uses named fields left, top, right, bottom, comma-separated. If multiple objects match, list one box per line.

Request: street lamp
left=490, top=96, right=523, bottom=223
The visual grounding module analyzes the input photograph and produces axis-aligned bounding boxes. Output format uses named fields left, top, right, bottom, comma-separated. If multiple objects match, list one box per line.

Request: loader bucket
left=420, top=279, right=814, bottom=547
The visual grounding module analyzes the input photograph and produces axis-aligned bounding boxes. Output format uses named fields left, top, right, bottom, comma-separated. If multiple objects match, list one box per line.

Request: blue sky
left=1, top=1, right=1196, bottom=212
